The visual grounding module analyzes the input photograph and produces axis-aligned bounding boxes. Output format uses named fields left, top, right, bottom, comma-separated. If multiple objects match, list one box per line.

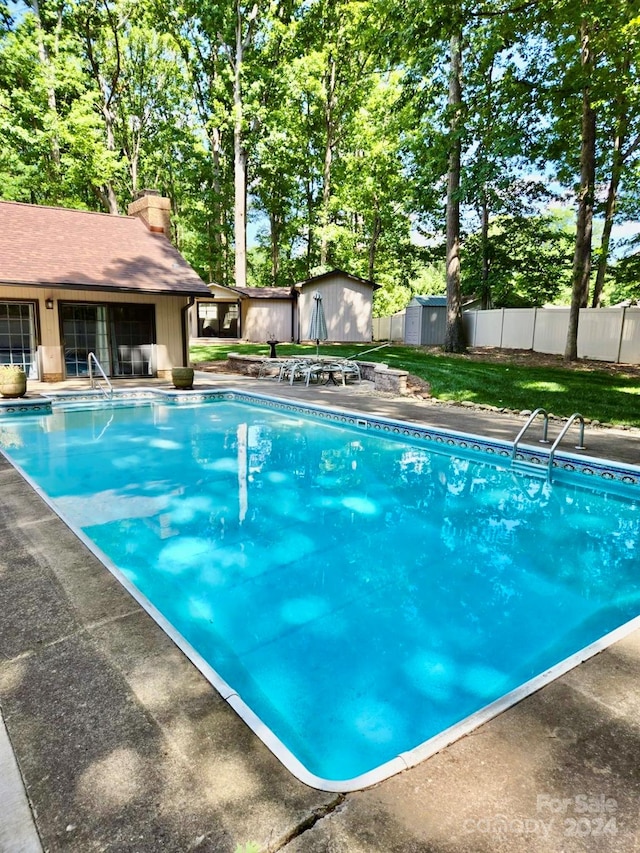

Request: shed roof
left=225, top=285, right=295, bottom=300
left=295, top=268, right=380, bottom=290
left=410, top=295, right=447, bottom=307
left=0, top=200, right=210, bottom=296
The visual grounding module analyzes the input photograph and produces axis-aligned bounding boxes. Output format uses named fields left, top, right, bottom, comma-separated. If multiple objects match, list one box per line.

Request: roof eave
left=0, top=279, right=210, bottom=297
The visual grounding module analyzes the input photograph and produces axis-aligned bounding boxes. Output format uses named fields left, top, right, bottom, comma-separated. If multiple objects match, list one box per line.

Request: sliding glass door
left=109, top=304, right=155, bottom=376
left=61, top=302, right=155, bottom=378
left=61, top=304, right=109, bottom=376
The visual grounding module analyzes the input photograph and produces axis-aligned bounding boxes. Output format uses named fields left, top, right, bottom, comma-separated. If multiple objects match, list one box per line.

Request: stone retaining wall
left=224, top=353, right=409, bottom=395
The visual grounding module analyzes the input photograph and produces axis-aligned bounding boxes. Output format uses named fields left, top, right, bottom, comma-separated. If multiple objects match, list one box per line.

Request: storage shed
left=404, top=296, right=448, bottom=345
left=191, top=269, right=379, bottom=344
left=297, top=270, right=378, bottom=343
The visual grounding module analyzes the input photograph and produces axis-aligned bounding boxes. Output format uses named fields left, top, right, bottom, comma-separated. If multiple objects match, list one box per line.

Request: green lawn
left=190, top=342, right=640, bottom=429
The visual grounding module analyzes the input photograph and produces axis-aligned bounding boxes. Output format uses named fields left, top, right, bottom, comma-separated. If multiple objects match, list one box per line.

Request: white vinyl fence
left=374, top=306, right=640, bottom=364
left=462, top=307, right=640, bottom=364
left=373, top=311, right=405, bottom=342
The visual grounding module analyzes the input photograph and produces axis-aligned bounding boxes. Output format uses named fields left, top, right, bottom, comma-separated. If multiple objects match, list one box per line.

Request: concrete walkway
left=1, top=372, right=639, bottom=852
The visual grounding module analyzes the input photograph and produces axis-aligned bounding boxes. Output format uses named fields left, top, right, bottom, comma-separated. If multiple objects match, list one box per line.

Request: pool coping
left=2, top=387, right=640, bottom=793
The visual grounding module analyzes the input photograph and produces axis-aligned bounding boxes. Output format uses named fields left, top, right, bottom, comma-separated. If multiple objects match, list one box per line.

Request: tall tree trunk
left=97, top=96, right=120, bottom=214
left=368, top=208, right=382, bottom=282
left=592, top=93, right=629, bottom=307
left=270, top=211, right=280, bottom=284
left=233, top=1, right=248, bottom=288
left=565, top=16, right=596, bottom=361
left=480, top=195, right=492, bottom=310
left=210, top=126, right=226, bottom=284
left=444, top=28, right=466, bottom=353
left=320, top=53, right=337, bottom=268
left=31, top=0, right=61, bottom=169
left=82, top=10, right=120, bottom=215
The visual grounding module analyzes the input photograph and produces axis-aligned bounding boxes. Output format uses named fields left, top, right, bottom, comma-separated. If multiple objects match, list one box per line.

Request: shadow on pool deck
left=1, top=370, right=639, bottom=852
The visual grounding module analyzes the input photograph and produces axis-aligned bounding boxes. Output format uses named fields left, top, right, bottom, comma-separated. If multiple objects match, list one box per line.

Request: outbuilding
left=404, top=295, right=448, bottom=346
left=191, top=269, right=379, bottom=344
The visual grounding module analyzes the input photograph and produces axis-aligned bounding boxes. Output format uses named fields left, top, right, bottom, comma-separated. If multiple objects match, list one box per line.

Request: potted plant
left=0, top=364, right=27, bottom=399
left=171, top=366, right=194, bottom=389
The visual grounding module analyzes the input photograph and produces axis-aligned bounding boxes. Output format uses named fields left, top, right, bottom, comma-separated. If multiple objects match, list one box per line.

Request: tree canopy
left=2, top=0, right=639, bottom=341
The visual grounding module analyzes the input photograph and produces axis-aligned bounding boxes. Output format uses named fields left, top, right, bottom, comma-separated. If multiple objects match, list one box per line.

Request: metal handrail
left=547, top=413, right=586, bottom=478
left=511, top=407, right=550, bottom=461
left=346, top=342, right=390, bottom=360
left=87, top=352, right=113, bottom=398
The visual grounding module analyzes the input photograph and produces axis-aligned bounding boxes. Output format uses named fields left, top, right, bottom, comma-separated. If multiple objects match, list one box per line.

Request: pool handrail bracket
left=87, top=352, right=113, bottom=399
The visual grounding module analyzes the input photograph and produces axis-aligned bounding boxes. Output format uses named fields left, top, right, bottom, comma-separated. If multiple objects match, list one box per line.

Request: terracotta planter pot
left=171, top=367, right=194, bottom=390
left=0, top=371, right=27, bottom=399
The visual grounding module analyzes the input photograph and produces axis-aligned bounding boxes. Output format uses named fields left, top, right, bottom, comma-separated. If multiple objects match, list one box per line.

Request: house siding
left=243, top=300, right=293, bottom=342
left=299, top=274, right=373, bottom=342
left=0, top=284, right=188, bottom=380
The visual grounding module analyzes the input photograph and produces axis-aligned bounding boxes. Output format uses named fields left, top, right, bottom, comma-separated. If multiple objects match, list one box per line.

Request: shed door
left=404, top=306, right=422, bottom=345
left=422, top=307, right=447, bottom=346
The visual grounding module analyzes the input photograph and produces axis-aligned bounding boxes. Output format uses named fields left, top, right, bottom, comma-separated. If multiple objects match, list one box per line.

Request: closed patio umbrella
left=307, top=290, right=328, bottom=354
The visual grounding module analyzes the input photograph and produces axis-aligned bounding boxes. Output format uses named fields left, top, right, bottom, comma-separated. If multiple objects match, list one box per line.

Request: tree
left=591, top=13, right=640, bottom=306
left=565, top=12, right=596, bottom=361
left=461, top=211, right=574, bottom=306
left=444, top=22, right=466, bottom=352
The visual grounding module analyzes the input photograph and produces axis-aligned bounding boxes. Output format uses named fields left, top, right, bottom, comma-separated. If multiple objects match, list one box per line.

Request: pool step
left=46, top=393, right=155, bottom=412
left=511, top=455, right=549, bottom=479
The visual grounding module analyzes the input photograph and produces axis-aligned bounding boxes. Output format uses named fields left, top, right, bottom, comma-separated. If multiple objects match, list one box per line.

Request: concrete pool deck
left=1, top=370, right=639, bottom=852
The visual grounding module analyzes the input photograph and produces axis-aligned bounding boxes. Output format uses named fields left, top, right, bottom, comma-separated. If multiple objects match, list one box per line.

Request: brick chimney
left=127, top=189, right=172, bottom=239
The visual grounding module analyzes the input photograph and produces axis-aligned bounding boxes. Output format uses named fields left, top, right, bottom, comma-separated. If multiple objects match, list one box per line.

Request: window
left=197, top=302, right=239, bottom=338
left=0, top=302, right=38, bottom=378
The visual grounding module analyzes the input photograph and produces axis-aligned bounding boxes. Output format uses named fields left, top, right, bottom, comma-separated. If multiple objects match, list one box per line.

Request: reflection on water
left=2, top=400, right=639, bottom=781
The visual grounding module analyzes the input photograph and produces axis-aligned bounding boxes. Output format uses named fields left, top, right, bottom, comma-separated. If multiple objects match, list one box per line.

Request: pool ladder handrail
left=512, top=409, right=586, bottom=481
left=87, top=352, right=113, bottom=399
left=547, top=413, right=586, bottom=478
left=511, top=407, right=550, bottom=462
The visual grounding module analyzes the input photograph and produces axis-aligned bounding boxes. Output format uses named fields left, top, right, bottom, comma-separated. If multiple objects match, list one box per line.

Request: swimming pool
left=2, top=390, right=640, bottom=791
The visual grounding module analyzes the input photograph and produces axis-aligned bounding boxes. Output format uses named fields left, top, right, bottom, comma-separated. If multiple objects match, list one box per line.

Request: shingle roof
left=295, top=268, right=380, bottom=290
left=226, top=285, right=295, bottom=299
left=411, top=295, right=447, bottom=306
left=0, top=200, right=210, bottom=296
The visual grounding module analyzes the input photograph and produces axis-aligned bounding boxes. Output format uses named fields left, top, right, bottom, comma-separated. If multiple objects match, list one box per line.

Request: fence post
left=616, top=306, right=626, bottom=364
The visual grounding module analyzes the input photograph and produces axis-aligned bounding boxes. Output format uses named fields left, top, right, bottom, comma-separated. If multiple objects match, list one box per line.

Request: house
left=191, top=269, right=380, bottom=344
left=0, top=191, right=211, bottom=381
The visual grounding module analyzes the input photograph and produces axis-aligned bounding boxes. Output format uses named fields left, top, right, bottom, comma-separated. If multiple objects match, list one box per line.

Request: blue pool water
left=2, top=398, right=640, bottom=785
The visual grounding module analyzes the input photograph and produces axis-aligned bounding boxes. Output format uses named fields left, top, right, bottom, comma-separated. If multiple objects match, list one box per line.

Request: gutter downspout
left=292, top=287, right=299, bottom=343
left=181, top=296, right=196, bottom=366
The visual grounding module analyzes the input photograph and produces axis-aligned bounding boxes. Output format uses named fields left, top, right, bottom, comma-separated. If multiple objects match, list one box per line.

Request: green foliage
left=607, top=242, right=640, bottom=304
left=461, top=212, right=574, bottom=307
left=0, top=364, right=26, bottom=378
left=1, top=0, right=639, bottom=308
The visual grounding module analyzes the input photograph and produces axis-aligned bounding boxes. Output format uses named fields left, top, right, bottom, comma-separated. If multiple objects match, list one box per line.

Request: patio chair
left=278, top=359, right=306, bottom=384
left=299, top=361, right=325, bottom=387
left=322, top=358, right=361, bottom=385
left=338, top=360, right=361, bottom=384
left=257, top=358, right=284, bottom=378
